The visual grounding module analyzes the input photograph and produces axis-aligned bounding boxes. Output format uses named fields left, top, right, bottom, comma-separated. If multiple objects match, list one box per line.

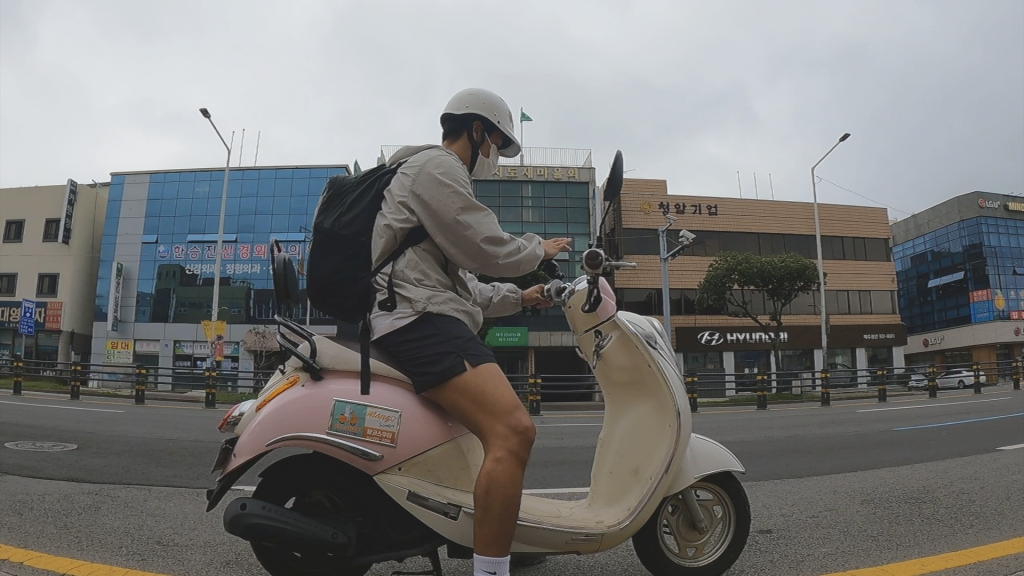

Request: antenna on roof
left=238, top=129, right=246, bottom=168
left=253, top=131, right=261, bottom=166
left=753, top=172, right=759, bottom=199
left=736, top=171, right=743, bottom=198
left=769, top=173, right=776, bottom=200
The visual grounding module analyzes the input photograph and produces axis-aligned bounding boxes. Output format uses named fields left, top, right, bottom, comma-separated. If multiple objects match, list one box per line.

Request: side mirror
left=602, top=150, right=624, bottom=203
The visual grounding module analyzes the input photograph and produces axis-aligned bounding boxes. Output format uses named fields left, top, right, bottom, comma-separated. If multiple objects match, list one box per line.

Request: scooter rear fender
left=213, top=370, right=469, bottom=491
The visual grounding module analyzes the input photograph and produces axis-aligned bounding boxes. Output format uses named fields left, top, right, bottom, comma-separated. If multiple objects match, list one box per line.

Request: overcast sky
left=1, top=0, right=1021, bottom=220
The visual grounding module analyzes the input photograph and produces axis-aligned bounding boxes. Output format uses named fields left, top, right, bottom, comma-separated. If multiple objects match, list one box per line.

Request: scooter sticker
left=327, top=399, right=402, bottom=448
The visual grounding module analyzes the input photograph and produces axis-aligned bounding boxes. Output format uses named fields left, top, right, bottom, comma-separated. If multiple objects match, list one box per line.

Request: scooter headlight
left=218, top=399, right=257, bottom=434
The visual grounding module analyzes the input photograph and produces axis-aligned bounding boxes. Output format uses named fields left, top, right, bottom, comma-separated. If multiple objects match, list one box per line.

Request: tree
left=695, top=252, right=823, bottom=376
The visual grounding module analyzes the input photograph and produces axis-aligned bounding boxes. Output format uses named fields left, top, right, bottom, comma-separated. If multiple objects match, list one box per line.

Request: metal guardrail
left=2, top=358, right=1020, bottom=414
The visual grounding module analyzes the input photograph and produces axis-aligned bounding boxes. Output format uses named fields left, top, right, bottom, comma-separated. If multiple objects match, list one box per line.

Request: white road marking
left=523, top=488, right=590, bottom=494
left=856, top=397, right=1011, bottom=413
left=0, top=400, right=123, bottom=413
left=232, top=486, right=257, bottom=491
left=996, top=443, right=1024, bottom=451
left=535, top=423, right=602, bottom=427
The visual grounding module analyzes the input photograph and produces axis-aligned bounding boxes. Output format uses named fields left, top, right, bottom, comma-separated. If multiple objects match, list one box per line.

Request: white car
left=907, top=368, right=987, bottom=390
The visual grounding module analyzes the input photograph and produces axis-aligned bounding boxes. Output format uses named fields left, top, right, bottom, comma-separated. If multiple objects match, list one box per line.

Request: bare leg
left=423, top=362, right=536, bottom=557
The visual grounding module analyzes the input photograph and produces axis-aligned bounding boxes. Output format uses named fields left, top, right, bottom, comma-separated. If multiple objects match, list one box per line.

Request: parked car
left=906, top=368, right=987, bottom=390
left=828, top=362, right=860, bottom=388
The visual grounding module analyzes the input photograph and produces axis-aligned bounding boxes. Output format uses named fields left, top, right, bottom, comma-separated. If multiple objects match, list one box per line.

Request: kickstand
left=390, top=547, right=443, bottom=576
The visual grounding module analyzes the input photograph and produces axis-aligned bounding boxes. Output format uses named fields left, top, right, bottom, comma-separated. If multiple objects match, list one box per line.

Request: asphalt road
left=1, top=386, right=1023, bottom=576
left=1, top=387, right=1022, bottom=489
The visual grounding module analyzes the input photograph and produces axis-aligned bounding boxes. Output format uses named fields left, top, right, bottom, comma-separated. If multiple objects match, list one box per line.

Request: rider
left=370, top=88, right=570, bottom=576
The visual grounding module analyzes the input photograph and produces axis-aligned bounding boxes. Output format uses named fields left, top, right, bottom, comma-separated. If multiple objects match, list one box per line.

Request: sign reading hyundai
left=697, top=330, right=790, bottom=346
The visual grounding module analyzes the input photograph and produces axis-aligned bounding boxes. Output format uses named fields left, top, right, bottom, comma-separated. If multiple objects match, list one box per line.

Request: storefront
left=903, top=321, right=1024, bottom=381
left=0, top=300, right=66, bottom=361
left=675, top=324, right=907, bottom=395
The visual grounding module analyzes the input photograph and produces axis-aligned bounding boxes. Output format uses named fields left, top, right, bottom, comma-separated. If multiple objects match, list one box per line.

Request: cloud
left=2, top=0, right=1021, bottom=219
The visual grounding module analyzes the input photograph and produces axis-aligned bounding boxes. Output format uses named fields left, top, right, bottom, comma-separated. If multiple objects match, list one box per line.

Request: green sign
left=486, top=327, right=528, bottom=347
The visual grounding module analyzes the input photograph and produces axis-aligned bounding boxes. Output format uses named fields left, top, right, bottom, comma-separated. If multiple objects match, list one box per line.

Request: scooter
left=206, top=151, right=751, bottom=576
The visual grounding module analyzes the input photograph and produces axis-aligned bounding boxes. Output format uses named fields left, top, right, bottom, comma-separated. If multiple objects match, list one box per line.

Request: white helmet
left=441, top=88, right=521, bottom=158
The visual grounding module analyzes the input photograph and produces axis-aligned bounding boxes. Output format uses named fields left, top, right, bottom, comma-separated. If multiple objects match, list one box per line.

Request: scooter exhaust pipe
left=223, top=497, right=352, bottom=552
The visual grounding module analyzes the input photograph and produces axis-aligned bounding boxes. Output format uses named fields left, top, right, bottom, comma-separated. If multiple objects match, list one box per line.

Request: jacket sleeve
left=409, top=155, right=545, bottom=278
left=461, top=271, right=523, bottom=318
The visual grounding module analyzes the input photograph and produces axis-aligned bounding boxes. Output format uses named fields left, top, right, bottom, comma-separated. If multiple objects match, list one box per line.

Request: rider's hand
left=542, top=237, right=572, bottom=259
left=522, top=284, right=553, bottom=308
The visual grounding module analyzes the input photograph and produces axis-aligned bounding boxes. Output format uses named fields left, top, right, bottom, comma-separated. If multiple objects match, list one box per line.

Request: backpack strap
left=359, top=224, right=429, bottom=395
left=377, top=225, right=429, bottom=312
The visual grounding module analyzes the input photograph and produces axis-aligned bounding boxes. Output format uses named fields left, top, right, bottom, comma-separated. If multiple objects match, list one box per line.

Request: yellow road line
left=823, top=536, right=1024, bottom=575
left=0, top=542, right=171, bottom=575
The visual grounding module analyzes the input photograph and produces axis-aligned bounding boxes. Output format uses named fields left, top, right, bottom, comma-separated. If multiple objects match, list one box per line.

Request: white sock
left=473, top=553, right=511, bottom=576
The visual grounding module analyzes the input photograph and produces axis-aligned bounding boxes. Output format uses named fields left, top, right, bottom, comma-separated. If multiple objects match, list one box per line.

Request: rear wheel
left=957, top=380, right=965, bottom=389
left=632, top=472, right=750, bottom=576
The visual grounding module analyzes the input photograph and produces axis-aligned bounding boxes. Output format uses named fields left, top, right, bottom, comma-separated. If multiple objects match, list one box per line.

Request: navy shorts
left=374, top=313, right=496, bottom=394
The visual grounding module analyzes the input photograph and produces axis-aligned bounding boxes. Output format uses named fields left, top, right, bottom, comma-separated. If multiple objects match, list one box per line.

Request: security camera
left=678, top=230, right=696, bottom=244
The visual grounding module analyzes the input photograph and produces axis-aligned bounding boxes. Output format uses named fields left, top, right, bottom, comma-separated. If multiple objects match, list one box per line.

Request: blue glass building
left=892, top=192, right=1024, bottom=368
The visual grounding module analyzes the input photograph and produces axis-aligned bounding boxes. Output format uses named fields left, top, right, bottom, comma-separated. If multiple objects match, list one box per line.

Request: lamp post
left=810, top=132, right=850, bottom=372
left=658, top=215, right=694, bottom=359
left=198, top=108, right=233, bottom=363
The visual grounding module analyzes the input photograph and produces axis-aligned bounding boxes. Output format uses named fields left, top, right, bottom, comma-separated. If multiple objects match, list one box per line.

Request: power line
left=816, top=177, right=913, bottom=216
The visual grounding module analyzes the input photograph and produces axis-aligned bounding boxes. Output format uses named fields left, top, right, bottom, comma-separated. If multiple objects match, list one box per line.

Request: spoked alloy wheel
left=633, top=472, right=750, bottom=576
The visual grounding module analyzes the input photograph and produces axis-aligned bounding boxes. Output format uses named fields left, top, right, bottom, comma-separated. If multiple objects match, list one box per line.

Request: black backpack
left=306, top=162, right=428, bottom=394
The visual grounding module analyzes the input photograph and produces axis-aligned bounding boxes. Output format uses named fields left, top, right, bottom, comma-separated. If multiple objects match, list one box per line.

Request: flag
left=353, top=160, right=362, bottom=175
left=520, top=108, right=533, bottom=122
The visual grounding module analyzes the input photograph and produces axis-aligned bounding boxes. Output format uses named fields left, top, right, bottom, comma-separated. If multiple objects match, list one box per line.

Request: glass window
left=3, top=220, right=25, bottom=242
left=522, top=207, right=544, bottom=222
left=866, top=347, right=892, bottom=368
left=257, top=180, right=275, bottom=196
left=546, top=223, right=568, bottom=234
left=237, top=214, right=255, bottom=233
left=545, top=182, right=567, bottom=197
left=545, top=207, right=567, bottom=221
left=622, top=229, right=659, bottom=255
left=475, top=181, right=499, bottom=196
left=771, top=235, right=786, bottom=256
left=499, top=207, right=520, bottom=221
left=567, top=208, right=589, bottom=223
left=836, top=291, right=850, bottom=314
left=785, top=234, right=814, bottom=258
left=256, top=196, right=274, bottom=215
left=854, top=238, right=867, bottom=261
left=289, top=195, right=306, bottom=214
left=173, top=217, right=189, bottom=234
left=618, top=289, right=658, bottom=315
left=254, top=215, right=273, bottom=234
left=824, top=290, right=839, bottom=314
left=36, top=273, right=59, bottom=297
left=499, top=181, right=522, bottom=196
left=273, top=196, right=290, bottom=214
left=567, top=183, right=590, bottom=198
left=871, top=291, right=894, bottom=314
left=0, top=274, right=16, bottom=297
left=859, top=291, right=872, bottom=314
left=544, top=197, right=567, bottom=207
left=499, top=195, right=522, bottom=206
left=758, top=234, right=773, bottom=256
left=843, top=237, right=856, bottom=261
left=41, top=219, right=60, bottom=242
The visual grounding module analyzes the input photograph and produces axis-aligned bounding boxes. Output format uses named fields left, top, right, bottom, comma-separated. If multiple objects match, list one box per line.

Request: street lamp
left=658, top=215, right=695, bottom=347
left=810, top=132, right=850, bottom=372
left=198, top=108, right=233, bottom=362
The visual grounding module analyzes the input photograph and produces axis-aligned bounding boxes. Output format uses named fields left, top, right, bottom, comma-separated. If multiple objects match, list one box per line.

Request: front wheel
left=632, top=472, right=750, bottom=576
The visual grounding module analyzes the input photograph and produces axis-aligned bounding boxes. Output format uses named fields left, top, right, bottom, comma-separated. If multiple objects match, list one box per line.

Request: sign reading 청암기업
left=643, top=201, right=720, bottom=217
left=327, top=399, right=402, bottom=447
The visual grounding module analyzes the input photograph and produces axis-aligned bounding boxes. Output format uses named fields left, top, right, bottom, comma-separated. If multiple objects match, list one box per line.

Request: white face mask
left=471, top=135, right=500, bottom=179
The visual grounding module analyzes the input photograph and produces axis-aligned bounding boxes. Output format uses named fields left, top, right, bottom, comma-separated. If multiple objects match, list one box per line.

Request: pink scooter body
left=217, top=371, right=469, bottom=481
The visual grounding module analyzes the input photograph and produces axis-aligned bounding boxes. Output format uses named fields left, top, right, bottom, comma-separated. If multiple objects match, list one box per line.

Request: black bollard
left=877, top=368, right=887, bottom=403
left=973, top=362, right=983, bottom=395
left=928, top=364, right=938, bottom=399
left=820, top=369, right=831, bottom=407
left=686, top=372, right=699, bottom=413
left=12, top=354, right=23, bottom=396
left=205, top=367, right=218, bottom=409
left=527, top=376, right=542, bottom=416
left=134, top=363, right=146, bottom=405
left=70, top=360, right=81, bottom=400
left=756, top=373, right=768, bottom=410
left=1013, top=360, right=1021, bottom=391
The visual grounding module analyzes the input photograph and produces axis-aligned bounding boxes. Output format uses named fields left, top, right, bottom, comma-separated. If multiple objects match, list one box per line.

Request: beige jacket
left=370, top=145, right=545, bottom=336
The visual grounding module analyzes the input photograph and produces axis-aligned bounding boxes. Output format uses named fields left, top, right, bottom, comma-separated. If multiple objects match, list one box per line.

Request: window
left=618, top=289, right=658, bottom=315
left=3, top=220, right=25, bottom=242
left=871, top=291, right=895, bottom=314
left=0, top=274, right=16, bottom=297
left=864, top=238, right=889, bottom=261
left=859, top=291, right=873, bottom=314
left=36, top=274, right=59, bottom=297
left=42, top=219, right=60, bottom=242
left=621, top=229, right=660, bottom=255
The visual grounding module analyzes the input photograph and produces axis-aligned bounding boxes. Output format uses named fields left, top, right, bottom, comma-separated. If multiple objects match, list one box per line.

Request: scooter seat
left=287, top=335, right=411, bottom=384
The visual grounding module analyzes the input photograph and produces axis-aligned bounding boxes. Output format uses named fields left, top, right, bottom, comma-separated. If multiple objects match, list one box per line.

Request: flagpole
left=520, top=107, right=525, bottom=166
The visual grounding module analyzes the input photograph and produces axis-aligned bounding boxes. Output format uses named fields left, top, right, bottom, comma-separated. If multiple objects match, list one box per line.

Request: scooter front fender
left=667, top=433, right=745, bottom=494
left=214, top=370, right=469, bottom=485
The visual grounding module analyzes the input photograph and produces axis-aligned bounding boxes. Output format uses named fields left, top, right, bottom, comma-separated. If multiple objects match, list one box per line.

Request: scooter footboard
left=668, top=434, right=745, bottom=494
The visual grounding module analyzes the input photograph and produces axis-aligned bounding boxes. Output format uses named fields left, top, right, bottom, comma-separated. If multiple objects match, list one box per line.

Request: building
left=1, top=180, right=108, bottom=362
left=90, top=165, right=349, bottom=383
left=891, top=192, right=1024, bottom=371
left=606, top=179, right=907, bottom=392
left=380, top=146, right=598, bottom=378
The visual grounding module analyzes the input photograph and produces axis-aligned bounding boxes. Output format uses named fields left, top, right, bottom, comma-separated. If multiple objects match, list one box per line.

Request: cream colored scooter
left=206, top=152, right=750, bottom=576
